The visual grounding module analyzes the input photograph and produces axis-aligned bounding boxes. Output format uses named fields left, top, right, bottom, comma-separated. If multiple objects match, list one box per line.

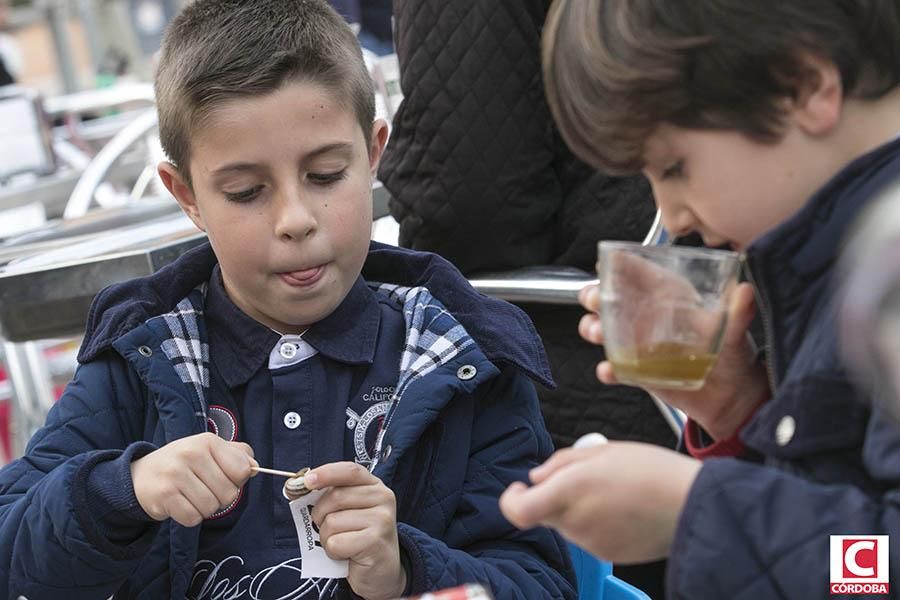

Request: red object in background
left=0, top=341, right=76, bottom=465
left=0, top=365, right=10, bottom=462
left=0, top=402, right=9, bottom=463
left=0, top=370, right=59, bottom=466
left=401, top=585, right=493, bottom=600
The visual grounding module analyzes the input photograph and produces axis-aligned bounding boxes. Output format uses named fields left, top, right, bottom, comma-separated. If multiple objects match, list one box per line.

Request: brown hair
left=543, top=0, right=900, bottom=174
left=155, top=0, right=375, bottom=183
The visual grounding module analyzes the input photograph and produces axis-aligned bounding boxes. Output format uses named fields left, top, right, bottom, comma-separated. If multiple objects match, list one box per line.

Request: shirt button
left=775, top=415, right=795, bottom=446
left=457, top=365, right=477, bottom=380
left=283, top=411, right=302, bottom=429
left=381, top=444, right=392, bottom=460
left=279, top=343, right=298, bottom=360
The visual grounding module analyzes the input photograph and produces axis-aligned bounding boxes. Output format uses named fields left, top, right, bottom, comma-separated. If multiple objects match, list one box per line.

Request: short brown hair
left=155, top=0, right=375, bottom=182
left=543, top=0, right=900, bottom=175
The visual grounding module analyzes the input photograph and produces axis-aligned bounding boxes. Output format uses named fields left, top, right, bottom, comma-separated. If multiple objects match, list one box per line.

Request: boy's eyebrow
left=210, top=162, right=260, bottom=175
left=210, top=142, right=356, bottom=175
left=302, top=142, right=355, bottom=163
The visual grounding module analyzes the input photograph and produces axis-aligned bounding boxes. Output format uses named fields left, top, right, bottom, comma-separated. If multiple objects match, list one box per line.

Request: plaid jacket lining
left=143, top=281, right=476, bottom=463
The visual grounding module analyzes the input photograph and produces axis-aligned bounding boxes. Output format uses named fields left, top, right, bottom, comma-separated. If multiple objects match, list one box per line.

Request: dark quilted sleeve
left=0, top=358, right=157, bottom=599
left=668, top=455, right=900, bottom=599
left=395, top=369, right=577, bottom=599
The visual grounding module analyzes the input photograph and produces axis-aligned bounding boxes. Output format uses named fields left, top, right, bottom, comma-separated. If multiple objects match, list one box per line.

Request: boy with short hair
left=0, top=2, right=576, bottom=599
left=500, top=0, right=900, bottom=598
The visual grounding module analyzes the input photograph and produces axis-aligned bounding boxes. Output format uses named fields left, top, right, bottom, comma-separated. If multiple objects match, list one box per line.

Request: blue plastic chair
left=568, top=542, right=651, bottom=600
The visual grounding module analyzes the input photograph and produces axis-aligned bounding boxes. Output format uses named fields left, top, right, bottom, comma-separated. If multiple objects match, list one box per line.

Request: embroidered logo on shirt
left=362, top=385, right=395, bottom=403
left=206, top=405, right=241, bottom=519
left=345, top=401, right=390, bottom=466
left=207, top=405, right=238, bottom=442
left=189, top=555, right=340, bottom=599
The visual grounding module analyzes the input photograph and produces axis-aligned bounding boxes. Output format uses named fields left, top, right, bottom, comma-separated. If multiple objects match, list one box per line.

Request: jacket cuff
left=683, top=419, right=747, bottom=459
left=72, top=442, right=159, bottom=558
left=397, top=523, right=429, bottom=595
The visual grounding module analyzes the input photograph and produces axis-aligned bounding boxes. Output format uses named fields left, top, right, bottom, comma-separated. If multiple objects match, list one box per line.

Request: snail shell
left=283, top=467, right=311, bottom=501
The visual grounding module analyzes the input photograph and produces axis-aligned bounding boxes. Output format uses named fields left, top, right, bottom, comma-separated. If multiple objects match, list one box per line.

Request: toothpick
left=251, top=466, right=299, bottom=478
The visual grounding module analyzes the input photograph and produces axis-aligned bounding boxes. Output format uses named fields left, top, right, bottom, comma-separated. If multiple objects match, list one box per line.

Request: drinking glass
left=596, top=241, right=741, bottom=390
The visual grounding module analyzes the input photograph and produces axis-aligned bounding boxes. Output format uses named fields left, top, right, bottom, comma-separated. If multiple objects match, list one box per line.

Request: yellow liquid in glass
left=608, top=342, right=717, bottom=390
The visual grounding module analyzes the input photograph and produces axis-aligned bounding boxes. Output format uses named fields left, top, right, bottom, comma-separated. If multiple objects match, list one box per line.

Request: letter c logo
left=845, top=540, right=876, bottom=577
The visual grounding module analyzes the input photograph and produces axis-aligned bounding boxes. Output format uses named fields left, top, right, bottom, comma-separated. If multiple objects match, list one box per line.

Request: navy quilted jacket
left=0, top=242, right=576, bottom=600
left=667, top=138, right=900, bottom=598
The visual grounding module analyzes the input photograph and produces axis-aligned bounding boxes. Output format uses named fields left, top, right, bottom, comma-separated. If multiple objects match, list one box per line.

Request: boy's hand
left=130, top=432, right=257, bottom=527
left=499, top=442, right=701, bottom=564
left=306, top=462, right=406, bottom=600
left=578, top=281, right=770, bottom=440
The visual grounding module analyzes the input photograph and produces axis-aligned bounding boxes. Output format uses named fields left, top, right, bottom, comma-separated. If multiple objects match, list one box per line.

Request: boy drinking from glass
left=501, top=1, right=900, bottom=598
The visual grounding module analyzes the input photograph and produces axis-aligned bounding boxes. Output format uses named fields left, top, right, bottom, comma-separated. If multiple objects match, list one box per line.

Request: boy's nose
left=274, top=193, right=318, bottom=241
left=659, top=205, right=697, bottom=239
left=651, top=186, right=696, bottom=239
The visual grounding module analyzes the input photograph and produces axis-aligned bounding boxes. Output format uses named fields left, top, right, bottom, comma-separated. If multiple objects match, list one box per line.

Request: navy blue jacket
left=667, top=138, right=900, bottom=598
left=0, top=242, right=576, bottom=600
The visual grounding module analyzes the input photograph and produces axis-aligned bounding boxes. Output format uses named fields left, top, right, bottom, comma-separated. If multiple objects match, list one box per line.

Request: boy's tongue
left=284, top=267, right=320, bottom=282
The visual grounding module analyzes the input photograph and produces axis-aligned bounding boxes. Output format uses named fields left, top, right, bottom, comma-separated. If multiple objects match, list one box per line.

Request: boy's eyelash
left=661, top=160, right=684, bottom=180
left=222, top=170, right=347, bottom=201
left=308, top=170, right=348, bottom=185
left=224, top=185, right=264, bottom=203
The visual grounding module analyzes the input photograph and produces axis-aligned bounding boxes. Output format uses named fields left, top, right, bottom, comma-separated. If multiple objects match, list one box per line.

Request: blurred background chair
left=568, top=542, right=651, bottom=600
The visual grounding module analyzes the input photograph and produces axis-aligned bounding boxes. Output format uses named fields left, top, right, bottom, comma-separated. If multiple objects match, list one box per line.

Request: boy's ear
left=158, top=162, right=206, bottom=232
left=790, top=52, right=843, bottom=137
left=368, top=119, right=390, bottom=176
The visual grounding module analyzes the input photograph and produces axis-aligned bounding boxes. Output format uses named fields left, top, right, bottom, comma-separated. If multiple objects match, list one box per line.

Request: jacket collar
left=747, top=135, right=900, bottom=279
left=205, top=266, right=380, bottom=387
left=78, top=242, right=217, bottom=363
left=744, top=135, right=900, bottom=385
left=363, top=242, right=554, bottom=388
left=79, top=241, right=553, bottom=389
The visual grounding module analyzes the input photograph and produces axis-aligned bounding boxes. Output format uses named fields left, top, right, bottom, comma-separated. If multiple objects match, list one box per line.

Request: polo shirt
left=187, top=267, right=404, bottom=599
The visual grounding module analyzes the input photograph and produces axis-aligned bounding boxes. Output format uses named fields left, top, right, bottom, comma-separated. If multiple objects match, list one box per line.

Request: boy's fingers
left=317, top=508, right=375, bottom=541
left=578, top=313, right=604, bottom=344
left=499, top=480, right=569, bottom=530
left=724, top=283, right=756, bottom=346
left=191, top=462, right=240, bottom=509
left=596, top=361, right=619, bottom=385
left=235, top=441, right=255, bottom=459
left=312, top=482, right=392, bottom=523
left=578, top=284, right=600, bottom=311
left=321, top=530, right=367, bottom=561
left=305, top=461, right=376, bottom=490
left=179, top=471, right=224, bottom=520
left=208, top=438, right=255, bottom=487
left=529, top=448, right=578, bottom=483
left=168, top=495, right=205, bottom=528
left=531, top=444, right=610, bottom=483
left=610, top=252, right=695, bottom=298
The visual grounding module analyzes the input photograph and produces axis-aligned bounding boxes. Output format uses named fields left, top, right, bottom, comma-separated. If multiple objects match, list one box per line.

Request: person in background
left=0, top=0, right=22, bottom=86
left=839, top=181, right=900, bottom=422
left=378, top=2, right=670, bottom=594
left=0, top=1, right=576, bottom=598
left=500, top=1, right=900, bottom=598
left=328, top=0, right=393, bottom=56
